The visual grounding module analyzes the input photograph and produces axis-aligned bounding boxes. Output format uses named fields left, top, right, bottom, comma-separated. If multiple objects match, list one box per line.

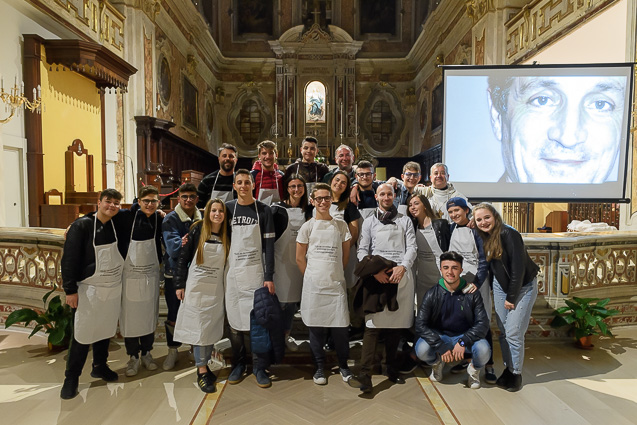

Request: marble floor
left=1, top=327, right=636, bottom=425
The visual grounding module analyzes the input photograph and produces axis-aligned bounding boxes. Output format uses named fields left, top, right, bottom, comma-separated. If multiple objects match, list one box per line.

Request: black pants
left=124, top=333, right=154, bottom=357
left=65, top=336, right=110, bottom=379
left=228, top=328, right=270, bottom=371
left=163, top=277, right=182, bottom=348
left=359, top=327, right=401, bottom=377
left=308, top=326, right=349, bottom=369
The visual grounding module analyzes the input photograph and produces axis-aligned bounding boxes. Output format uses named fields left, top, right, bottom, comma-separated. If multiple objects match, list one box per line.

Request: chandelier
left=0, top=76, right=43, bottom=124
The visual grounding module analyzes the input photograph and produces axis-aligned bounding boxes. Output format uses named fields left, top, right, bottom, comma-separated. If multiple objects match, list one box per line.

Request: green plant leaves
left=550, top=296, right=619, bottom=341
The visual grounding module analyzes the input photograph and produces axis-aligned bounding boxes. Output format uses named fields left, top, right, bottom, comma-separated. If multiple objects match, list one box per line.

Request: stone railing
left=524, top=231, right=637, bottom=338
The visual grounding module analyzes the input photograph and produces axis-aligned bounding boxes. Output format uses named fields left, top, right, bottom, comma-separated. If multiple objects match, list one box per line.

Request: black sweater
left=489, top=225, right=539, bottom=304
left=62, top=214, right=120, bottom=295
left=174, top=222, right=223, bottom=290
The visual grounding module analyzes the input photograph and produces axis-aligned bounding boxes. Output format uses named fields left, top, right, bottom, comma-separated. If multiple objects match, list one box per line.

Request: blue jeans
left=193, top=345, right=214, bottom=368
left=492, top=277, right=537, bottom=374
left=415, top=335, right=491, bottom=369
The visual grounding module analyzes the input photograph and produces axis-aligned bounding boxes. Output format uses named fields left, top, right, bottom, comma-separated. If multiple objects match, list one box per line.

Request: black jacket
left=112, top=203, right=163, bottom=264
left=251, top=286, right=285, bottom=364
left=174, top=222, right=225, bottom=290
left=411, top=218, right=451, bottom=253
left=415, top=281, right=489, bottom=352
left=62, top=213, right=120, bottom=295
left=352, top=255, right=399, bottom=315
left=489, top=225, right=539, bottom=304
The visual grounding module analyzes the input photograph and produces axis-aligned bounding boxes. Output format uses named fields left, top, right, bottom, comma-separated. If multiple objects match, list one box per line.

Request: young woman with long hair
left=473, top=203, right=539, bottom=392
left=173, top=199, right=229, bottom=393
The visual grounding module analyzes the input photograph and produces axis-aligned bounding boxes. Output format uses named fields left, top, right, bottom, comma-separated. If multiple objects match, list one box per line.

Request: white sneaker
left=467, top=363, right=481, bottom=389
left=429, top=357, right=445, bottom=382
left=340, top=367, right=353, bottom=382
left=126, top=356, right=140, bottom=377
left=285, top=335, right=299, bottom=352
left=313, top=368, right=327, bottom=385
left=141, top=353, right=158, bottom=371
left=163, top=348, right=179, bottom=370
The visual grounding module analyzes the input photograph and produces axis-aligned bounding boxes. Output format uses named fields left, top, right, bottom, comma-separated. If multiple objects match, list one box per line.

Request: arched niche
left=360, top=86, right=405, bottom=156
left=227, top=87, right=272, bottom=156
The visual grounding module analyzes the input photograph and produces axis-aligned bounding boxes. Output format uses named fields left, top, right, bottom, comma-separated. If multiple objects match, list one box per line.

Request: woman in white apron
left=296, top=183, right=353, bottom=385
left=406, top=193, right=450, bottom=308
left=271, top=176, right=311, bottom=351
left=446, top=197, right=495, bottom=383
left=174, top=199, right=228, bottom=393
left=116, top=186, right=163, bottom=377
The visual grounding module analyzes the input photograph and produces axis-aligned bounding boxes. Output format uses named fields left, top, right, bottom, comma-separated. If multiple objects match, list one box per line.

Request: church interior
left=1, top=0, right=637, bottom=423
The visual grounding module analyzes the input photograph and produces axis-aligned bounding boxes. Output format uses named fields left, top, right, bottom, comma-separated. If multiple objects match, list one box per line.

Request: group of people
left=59, top=136, right=539, bottom=400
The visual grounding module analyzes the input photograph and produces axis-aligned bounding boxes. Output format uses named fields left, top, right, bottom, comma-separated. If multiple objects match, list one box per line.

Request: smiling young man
left=283, top=136, right=330, bottom=194
left=161, top=183, right=202, bottom=370
left=224, top=169, right=276, bottom=388
left=414, top=251, right=490, bottom=389
left=113, top=186, right=164, bottom=377
left=394, top=162, right=423, bottom=215
left=350, top=183, right=417, bottom=393
left=197, top=143, right=239, bottom=207
left=61, top=189, right=124, bottom=400
left=251, top=140, right=284, bottom=205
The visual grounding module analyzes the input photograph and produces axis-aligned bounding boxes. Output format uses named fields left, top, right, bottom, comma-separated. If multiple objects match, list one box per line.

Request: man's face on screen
left=490, top=76, right=625, bottom=183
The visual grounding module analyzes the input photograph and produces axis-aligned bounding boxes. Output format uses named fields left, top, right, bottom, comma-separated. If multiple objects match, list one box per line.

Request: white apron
left=300, top=219, right=349, bottom=327
left=210, top=172, right=233, bottom=203
left=397, top=204, right=408, bottom=216
left=414, top=225, right=443, bottom=307
left=358, top=207, right=376, bottom=221
left=257, top=171, right=281, bottom=206
left=366, top=219, right=414, bottom=329
left=225, top=203, right=264, bottom=331
left=449, top=227, right=492, bottom=319
left=327, top=204, right=358, bottom=289
left=174, top=241, right=225, bottom=345
left=74, top=219, right=124, bottom=344
left=120, top=212, right=160, bottom=337
left=273, top=207, right=305, bottom=302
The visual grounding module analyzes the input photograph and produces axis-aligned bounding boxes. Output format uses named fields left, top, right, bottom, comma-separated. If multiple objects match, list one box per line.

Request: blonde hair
left=473, top=203, right=503, bottom=261
left=194, top=198, right=229, bottom=264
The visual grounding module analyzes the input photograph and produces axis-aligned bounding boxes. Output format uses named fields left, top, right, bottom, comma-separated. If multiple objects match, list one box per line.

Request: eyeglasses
left=403, top=172, right=421, bottom=179
left=140, top=199, right=159, bottom=205
left=356, top=172, right=373, bottom=178
left=312, top=196, right=331, bottom=204
left=180, top=194, right=198, bottom=201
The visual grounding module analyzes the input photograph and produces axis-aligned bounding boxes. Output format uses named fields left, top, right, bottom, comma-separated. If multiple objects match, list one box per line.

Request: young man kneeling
left=414, top=251, right=491, bottom=389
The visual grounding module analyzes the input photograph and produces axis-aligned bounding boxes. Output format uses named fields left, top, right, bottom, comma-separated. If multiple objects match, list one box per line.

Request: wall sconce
left=0, top=76, right=43, bottom=124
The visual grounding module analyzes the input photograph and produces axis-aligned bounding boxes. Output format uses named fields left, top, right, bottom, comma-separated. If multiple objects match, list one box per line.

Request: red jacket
left=251, top=161, right=284, bottom=201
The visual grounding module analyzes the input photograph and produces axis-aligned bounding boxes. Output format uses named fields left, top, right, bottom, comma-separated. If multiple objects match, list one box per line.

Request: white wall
left=0, top=0, right=63, bottom=226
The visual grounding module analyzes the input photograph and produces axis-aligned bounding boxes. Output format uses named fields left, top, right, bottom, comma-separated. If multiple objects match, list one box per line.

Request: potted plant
left=551, top=296, right=619, bottom=349
left=4, top=285, right=73, bottom=350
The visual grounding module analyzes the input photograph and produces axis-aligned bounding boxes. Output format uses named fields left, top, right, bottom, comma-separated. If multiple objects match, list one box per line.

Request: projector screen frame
left=440, top=62, right=635, bottom=204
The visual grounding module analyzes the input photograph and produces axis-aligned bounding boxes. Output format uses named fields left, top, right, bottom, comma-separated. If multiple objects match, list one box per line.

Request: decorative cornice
left=505, top=0, right=618, bottom=64
left=299, top=23, right=333, bottom=43
left=43, top=39, right=137, bottom=91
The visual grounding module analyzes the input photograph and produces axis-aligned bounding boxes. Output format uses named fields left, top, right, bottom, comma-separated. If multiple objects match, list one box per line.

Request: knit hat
left=446, top=197, right=470, bottom=211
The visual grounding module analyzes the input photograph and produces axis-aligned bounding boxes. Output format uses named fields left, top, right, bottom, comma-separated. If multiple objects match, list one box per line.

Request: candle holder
left=0, top=78, right=43, bottom=124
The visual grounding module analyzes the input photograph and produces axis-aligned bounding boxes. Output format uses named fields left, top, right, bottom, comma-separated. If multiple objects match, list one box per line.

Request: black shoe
left=60, top=376, right=79, bottom=400
left=197, top=369, right=217, bottom=393
left=496, top=368, right=514, bottom=389
left=450, top=361, right=469, bottom=374
left=399, top=355, right=419, bottom=374
left=484, top=366, right=497, bottom=385
left=348, top=326, right=364, bottom=341
left=388, top=373, right=405, bottom=384
left=90, top=364, right=118, bottom=382
left=507, top=373, right=523, bottom=392
left=228, top=364, right=246, bottom=384
left=349, top=374, right=373, bottom=393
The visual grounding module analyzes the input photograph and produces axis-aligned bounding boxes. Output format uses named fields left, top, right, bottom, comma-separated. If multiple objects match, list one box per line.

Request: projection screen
left=442, top=63, right=634, bottom=202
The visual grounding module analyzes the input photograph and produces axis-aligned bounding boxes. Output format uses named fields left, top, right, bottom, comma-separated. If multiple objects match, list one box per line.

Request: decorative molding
left=505, top=0, right=618, bottom=64
left=300, top=23, right=333, bottom=43
left=465, top=0, right=495, bottom=24
left=141, top=0, right=161, bottom=22
left=33, top=0, right=126, bottom=55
